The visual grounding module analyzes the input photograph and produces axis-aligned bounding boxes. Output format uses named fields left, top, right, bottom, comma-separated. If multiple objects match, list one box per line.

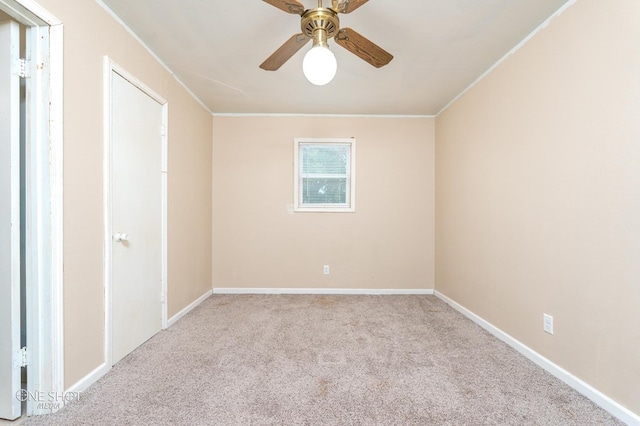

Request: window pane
left=301, top=145, right=349, bottom=175
left=302, top=177, right=347, bottom=204
left=294, top=138, right=355, bottom=212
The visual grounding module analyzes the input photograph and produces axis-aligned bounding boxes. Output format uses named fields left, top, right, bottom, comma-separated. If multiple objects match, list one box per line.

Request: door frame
left=0, top=0, right=64, bottom=417
left=103, top=57, right=168, bottom=368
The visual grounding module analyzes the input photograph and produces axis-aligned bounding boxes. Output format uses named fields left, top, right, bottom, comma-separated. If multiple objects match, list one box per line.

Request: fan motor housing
left=301, top=8, right=340, bottom=39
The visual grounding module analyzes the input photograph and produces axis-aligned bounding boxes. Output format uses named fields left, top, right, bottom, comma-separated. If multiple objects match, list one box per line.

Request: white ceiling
left=100, top=0, right=570, bottom=115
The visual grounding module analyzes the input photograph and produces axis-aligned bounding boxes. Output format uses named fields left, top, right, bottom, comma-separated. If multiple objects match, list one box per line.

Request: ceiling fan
left=260, top=0, right=393, bottom=85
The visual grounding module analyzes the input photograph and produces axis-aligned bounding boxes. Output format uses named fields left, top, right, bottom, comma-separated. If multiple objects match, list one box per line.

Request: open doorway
left=0, top=0, right=63, bottom=420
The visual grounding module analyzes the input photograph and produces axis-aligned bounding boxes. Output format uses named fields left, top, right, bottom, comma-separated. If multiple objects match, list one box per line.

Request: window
left=294, top=138, right=355, bottom=212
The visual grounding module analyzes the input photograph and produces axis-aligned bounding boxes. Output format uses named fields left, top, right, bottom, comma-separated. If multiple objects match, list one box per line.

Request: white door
left=0, top=20, right=22, bottom=421
left=111, top=71, right=163, bottom=364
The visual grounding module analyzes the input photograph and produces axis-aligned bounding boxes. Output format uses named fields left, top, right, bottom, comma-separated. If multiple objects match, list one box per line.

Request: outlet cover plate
left=543, top=313, right=554, bottom=334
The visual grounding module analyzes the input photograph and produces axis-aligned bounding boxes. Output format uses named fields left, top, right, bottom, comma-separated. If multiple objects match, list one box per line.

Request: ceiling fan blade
left=334, top=28, right=393, bottom=68
left=260, top=33, right=310, bottom=71
left=331, top=0, right=369, bottom=13
left=262, top=0, right=306, bottom=15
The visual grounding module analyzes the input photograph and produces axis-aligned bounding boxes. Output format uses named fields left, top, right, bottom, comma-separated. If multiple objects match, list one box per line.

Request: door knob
left=114, top=232, right=129, bottom=243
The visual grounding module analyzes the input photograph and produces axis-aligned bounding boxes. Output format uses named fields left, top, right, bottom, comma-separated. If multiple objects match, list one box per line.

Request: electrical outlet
left=323, top=265, right=330, bottom=275
left=543, top=314, right=554, bottom=334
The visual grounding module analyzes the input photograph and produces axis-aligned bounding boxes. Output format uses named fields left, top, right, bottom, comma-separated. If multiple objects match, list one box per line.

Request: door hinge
left=16, top=347, right=28, bottom=368
left=13, top=58, right=29, bottom=78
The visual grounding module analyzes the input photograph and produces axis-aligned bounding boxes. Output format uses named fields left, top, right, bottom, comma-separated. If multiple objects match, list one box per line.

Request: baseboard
left=62, top=290, right=213, bottom=400
left=166, top=289, right=213, bottom=328
left=212, top=288, right=434, bottom=295
left=65, top=362, right=110, bottom=394
left=434, top=291, right=640, bottom=426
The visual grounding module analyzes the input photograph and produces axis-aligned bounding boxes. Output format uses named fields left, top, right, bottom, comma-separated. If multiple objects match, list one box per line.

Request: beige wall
left=213, top=116, right=434, bottom=290
left=436, top=0, right=640, bottom=415
left=34, top=0, right=213, bottom=387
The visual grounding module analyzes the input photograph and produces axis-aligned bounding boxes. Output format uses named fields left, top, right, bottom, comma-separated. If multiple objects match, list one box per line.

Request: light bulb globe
left=302, top=45, right=337, bottom=86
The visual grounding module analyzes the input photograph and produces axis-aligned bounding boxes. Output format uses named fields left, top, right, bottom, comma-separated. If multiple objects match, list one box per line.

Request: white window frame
left=294, top=137, right=356, bottom=213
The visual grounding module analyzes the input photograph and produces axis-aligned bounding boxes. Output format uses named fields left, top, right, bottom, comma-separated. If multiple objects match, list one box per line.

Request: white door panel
left=0, top=20, right=22, bottom=421
left=111, top=72, right=163, bottom=364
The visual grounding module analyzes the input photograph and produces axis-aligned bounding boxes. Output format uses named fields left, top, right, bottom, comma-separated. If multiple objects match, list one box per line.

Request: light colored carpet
left=25, top=295, right=623, bottom=425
